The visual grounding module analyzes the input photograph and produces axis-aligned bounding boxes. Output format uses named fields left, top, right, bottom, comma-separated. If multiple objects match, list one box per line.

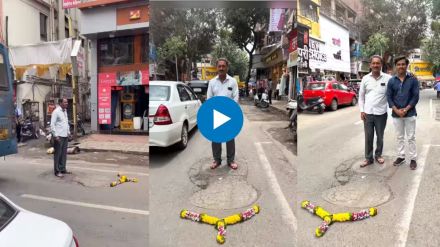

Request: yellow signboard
left=409, top=62, right=434, bottom=77
left=201, top=67, right=218, bottom=80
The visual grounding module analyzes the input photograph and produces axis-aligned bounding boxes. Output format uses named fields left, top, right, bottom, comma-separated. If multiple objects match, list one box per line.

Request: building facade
left=78, top=0, right=148, bottom=134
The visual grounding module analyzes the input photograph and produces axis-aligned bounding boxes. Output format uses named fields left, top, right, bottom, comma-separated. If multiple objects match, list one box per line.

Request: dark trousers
left=268, top=89, right=273, bottom=104
left=54, top=137, right=68, bottom=174
left=16, top=123, right=21, bottom=143
left=212, top=139, right=235, bottom=164
left=364, top=113, right=387, bottom=161
left=437, top=91, right=440, bottom=99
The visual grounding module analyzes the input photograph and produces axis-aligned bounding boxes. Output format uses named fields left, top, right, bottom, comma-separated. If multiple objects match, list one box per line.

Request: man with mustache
left=386, top=56, right=420, bottom=170
left=207, top=58, right=239, bottom=170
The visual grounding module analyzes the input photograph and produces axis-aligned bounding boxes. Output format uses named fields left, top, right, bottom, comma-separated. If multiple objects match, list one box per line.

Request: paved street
left=297, top=89, right=440, bottom=246
left=0, top=149, right=148, bottom=247
left=150, top=98, right=296, bottom=247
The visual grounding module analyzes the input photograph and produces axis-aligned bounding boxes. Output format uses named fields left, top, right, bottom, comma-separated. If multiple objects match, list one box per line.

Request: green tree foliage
left=212, top=29, right=249, bottom=81
left=362, top=33, right=390, bottom=57
left=223, top=8, right=269, bottom=86
left=360, top=0, right=429, bottom=55
left=432, top=0, right=440, bottom=19
left=157, top=36, right=187, bottom=62
left=422, top=21, right=440, bottom=73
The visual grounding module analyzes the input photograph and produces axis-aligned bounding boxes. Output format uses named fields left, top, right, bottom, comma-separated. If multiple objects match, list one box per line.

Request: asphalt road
left=149, top=99, right=296, bottom=247
left=0, top=152, right=148, bottom=247
left=297, top=89, right=440, bottom=246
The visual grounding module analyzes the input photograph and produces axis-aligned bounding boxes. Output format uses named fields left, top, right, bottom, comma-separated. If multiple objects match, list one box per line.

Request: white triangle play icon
left=213, top=109, right=231, bottom=130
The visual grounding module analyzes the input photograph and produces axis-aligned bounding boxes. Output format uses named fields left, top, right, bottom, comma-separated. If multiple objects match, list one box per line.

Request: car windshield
left=0, top=198, right=18, bottom=231
left=150, top=85, right=170, bottom=101
left=306, top=83, right=326, bottom=90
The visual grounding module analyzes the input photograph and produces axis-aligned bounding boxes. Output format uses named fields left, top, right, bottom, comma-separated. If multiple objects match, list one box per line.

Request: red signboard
left=98, top=73, right=115, bottom=124
left=63, top=0, right=81, bottom=9
left=141, top=69, right=149, bottom=85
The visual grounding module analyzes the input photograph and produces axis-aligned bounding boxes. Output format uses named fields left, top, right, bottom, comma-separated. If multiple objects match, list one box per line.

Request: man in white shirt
left=50, top=98, right=71, bottom=177
left=207, top=58, right=239, bottom=170
left=359, top=55, right=392, bottom=167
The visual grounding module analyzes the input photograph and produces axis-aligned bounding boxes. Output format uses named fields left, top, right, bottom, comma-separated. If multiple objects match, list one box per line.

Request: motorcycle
left=286, top=100, right=297, bottom=142
left=254, top=90, right=270, bottom=108
left=69, top=114, right=86, bottom=136
left=20, top=118, right=39, bottom=140
left=297, top=94, right=325, bottom=114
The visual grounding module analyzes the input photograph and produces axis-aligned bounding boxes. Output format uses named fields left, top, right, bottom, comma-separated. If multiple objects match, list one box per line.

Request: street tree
left=157, top=36, right=187, bottom=80
left=362, top=32, right=390, bottom=58
left=223, top=8, right=269, bottom=92
left=422, top=21, right=440, bottom=73
left=359, top=0, right=430, bottom=55
left=212, top=29, right=249, bottom=81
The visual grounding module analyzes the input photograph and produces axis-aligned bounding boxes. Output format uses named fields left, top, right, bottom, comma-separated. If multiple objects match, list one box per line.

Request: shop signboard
left=288, top=51, right=297, bottom=68
left=117, top=71, right=141, bottom=86
left=141, top=69, right=149, bottom=85
left=63, top=0, right=81, bottom=9
left=320, top=15, right=351, bottom=73
left=98, top=73, right=115, bottom=124
left=297, top=25, right=309, bottom=73
left=307, top=38, right=327, bottom=71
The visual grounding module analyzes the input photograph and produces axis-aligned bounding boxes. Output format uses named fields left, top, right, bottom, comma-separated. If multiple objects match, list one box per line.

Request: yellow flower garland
left=110, top=173, right=138, bottom=187
left=180, top=205, right=260, bottom=244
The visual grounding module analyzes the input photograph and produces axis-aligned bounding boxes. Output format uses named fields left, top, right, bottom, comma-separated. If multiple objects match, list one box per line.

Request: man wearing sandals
left=386, top=56, right=419, bottom=170
left=359, top=55, right=391, bottom=167
left=207, top=58, right=239, bottom=170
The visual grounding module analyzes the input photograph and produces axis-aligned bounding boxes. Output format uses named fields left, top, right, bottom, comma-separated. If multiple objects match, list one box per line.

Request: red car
left=303, top=81, right=357, bottom=111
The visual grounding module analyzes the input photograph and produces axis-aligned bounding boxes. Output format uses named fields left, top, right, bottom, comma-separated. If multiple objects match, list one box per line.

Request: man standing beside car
left=387, top=56, right=420, bottom=170
left=359, top=55, right=392, bottom=168
left=51, top=98, right=71, bottom=177
left=207, top=58, right=239, bottom=170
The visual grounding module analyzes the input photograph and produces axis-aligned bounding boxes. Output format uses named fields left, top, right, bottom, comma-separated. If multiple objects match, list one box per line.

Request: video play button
left=197, top=96, right=244, bottom=143
left=213, top=110, right=230, bottom=130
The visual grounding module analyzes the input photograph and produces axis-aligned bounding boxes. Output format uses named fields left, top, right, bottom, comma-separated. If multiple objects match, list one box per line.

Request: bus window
left=0, top=54, right=8, bottom=91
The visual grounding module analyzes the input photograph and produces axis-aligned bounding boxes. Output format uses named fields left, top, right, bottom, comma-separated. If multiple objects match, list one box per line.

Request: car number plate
left=193, top=88, right=202, bottom=92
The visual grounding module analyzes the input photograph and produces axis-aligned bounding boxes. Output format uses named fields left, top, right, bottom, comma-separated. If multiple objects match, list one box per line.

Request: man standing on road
left=14, top=101, right=22, bottom=143
left=387, top=56, right=420, bottom=170
left=51, top=98, right=71, bottom=177
left=359, top=55, right=392, bottom=168
left=207, top=58, right=239, bottom=170
left=268, top=78, right=273, bottom=104
left=434, top=81, right=440, bottom=99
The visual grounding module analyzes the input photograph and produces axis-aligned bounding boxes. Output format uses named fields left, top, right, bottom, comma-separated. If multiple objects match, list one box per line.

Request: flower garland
left=110, top=173, right=138, bottom=187
left=301, top=200, right=377, bottom=237
left=180, top=205, right=260, bottom=244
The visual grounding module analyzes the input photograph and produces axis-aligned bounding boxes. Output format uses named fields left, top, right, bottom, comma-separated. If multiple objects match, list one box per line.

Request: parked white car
left=0, top=193, right=79, bottom=247
left=149, top=81, right=201, bottom=149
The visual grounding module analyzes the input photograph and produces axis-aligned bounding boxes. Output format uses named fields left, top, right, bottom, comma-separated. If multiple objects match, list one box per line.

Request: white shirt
left=359, top=72, right=392, bottom=115
left=207, top=74, right=239, bottom=103
left=50, top=106, right=70, bottom=137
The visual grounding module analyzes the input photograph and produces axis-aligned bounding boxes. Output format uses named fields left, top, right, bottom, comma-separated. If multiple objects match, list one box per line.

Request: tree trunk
left=246, top=52, right=253, bottom=97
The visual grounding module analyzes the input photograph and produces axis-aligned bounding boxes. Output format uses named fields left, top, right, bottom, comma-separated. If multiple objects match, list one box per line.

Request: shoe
left=55, top=172, right=64, bottom=178
left=228, top=162, right=238, bottom=170
left=410, top=160, right=417, bottom=170
left=393, top=157, right=405, bottom=166
left=61, top=170, right=72, bottom=174
left=210, top=161, right=221, bottom=169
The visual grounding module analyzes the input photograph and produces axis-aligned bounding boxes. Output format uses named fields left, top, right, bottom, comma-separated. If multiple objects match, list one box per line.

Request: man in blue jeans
left=386, top=56, right=420, bottom=170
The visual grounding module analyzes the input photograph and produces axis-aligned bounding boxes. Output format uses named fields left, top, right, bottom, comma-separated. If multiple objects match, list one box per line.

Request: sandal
left=228, top=162, right=238, bottom=170
left=375, top=156, right=385, bottom=165
left=210, top=161, right=221, bottom=169
left=360, top=160, right=373, bottom=168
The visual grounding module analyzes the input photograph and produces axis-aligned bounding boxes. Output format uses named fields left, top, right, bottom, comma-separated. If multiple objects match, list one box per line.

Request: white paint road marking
left=396, top=144, right=430, bottom=247
left=255, top=142, right=297, bottom=232
left=354, top=120, right=363, bottom=125
left=21, top=194, right=149, bottom=216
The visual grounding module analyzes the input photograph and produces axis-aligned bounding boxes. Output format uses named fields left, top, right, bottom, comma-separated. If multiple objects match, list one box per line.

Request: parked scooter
left=69, top=114, right=86, bottom=136
left=286, top=100, right=297, bottom=142
left=254, top=90, right=270, bottom=108
left=297, top=94, right=325, bottom=114
left=20, top=118, right=39, bottom=140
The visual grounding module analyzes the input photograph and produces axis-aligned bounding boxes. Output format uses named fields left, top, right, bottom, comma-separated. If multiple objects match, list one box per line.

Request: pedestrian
left=275, top=82, right=280, bottom=100
left=14, top=101, right=22, bottom=143
left=359, top=55, right=392, bottom=168
left=50, top=98, right=71, bottom=177
left=434, top=81, right=440, bottom=99
left=207, top=58, right=239, bottom=170
left=268, top=78, right=273, bottom=104
left=257, top=79, right=264, bottom=101
left=386, top=55, right=420, bottom=170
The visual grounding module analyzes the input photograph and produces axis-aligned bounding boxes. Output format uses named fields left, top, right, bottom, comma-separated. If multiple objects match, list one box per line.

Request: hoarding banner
left=63, top=0, right=81, bottom=9
left=98, top=73, right=115, bottom=125
left=269, top=9, right=283, bottom=32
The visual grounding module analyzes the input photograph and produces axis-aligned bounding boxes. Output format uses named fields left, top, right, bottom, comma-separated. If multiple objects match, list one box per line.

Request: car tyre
left=317, top=106, right=324, bottom=114
left=177, top=123, right=188, bottom=150
left=330, top=99, right=338, bottom=111
left=351, top=97, right=357, bottom=106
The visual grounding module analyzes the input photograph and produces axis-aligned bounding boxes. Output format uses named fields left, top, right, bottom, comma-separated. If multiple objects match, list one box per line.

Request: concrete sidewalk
left=77, top=134, right=148, bottom=155
left=269, top=100, right=289, bottom=115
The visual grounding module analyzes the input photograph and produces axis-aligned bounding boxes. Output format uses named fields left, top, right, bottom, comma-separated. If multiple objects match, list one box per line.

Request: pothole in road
left=323, top=156, right=396, bottom=207
left=39, top=170, right=112, bottom=188
left=188, top=157, right=258, bottom=209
